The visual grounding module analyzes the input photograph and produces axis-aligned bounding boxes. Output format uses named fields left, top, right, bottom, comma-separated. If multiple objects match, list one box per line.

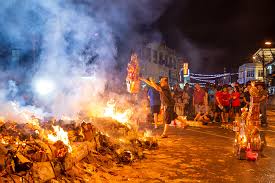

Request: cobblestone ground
left=107, top=110, right=275, bottom=183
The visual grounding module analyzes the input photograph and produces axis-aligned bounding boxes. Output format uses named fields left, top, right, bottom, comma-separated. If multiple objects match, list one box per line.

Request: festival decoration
left=234, top=81, right=266, bottom=161
left=126, top=53, right=140, bottom=93
left=190, top=72, right=238, bottom=77
left=190, top=72, right=238, bottom=83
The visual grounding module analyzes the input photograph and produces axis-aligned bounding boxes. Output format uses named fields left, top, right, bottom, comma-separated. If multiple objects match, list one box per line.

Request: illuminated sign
left=183, top=63, right=188, bottom=75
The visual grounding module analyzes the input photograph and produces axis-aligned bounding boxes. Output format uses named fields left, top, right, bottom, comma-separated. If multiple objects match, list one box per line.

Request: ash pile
left=0, top=117, right=158, bottom=182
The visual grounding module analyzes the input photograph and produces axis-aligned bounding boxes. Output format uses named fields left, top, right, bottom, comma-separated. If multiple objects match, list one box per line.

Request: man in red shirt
left=214, top=86, right=223, bottom=122
left=193, top=84, right=208, bottom=116
left=221, top=86, right=231, bottom=122
left=231, top=86, right=241, bottom=119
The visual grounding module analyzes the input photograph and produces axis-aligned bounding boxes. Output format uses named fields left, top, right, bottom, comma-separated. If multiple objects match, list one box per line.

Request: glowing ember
left=47, top=125, right=72, bottom=153
left=241, top=135, right=247, bottom=143
left=103, top=100, right=132, bottom=124
left=0, top=138, right=8, bottom=145
left=144, top=130, right=153, bottom=137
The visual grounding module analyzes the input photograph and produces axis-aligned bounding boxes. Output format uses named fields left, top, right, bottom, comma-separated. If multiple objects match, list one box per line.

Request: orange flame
left=47, top=125, right=72, bottom=153
left=103, top=100, right=132, bottom=124
left=144, top=130, right=153, bottom=138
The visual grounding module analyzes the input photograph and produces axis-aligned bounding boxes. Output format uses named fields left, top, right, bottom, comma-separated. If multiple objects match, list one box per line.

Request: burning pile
left=0, top=103, right=158, bottom=182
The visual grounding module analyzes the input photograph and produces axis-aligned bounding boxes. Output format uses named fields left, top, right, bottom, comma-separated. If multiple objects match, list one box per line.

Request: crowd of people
left=142, top=77, right=269, bottom=136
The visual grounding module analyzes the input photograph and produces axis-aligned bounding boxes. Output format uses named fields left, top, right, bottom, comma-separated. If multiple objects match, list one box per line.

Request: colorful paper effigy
left=126, top=53, right=140, bottom=94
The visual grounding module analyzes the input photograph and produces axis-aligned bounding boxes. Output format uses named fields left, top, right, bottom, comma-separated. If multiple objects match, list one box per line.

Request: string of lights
left=190, top=75, right=222, bottom=79
left=190, top=72, right=238, bottom=79
left=190, top=77, right=215, bottom=83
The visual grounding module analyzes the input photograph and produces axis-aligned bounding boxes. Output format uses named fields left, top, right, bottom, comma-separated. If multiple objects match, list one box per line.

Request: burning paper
left=47, top=125, right=72, bottom=153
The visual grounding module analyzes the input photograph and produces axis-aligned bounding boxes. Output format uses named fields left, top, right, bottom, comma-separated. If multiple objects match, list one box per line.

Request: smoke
left=0, top=0, right=170, bottom=121
left=179, top=38, right=226, bottom=73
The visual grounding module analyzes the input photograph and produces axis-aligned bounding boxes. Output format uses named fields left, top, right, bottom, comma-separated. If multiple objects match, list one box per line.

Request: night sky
left=157, top=0, right=275, bottom=74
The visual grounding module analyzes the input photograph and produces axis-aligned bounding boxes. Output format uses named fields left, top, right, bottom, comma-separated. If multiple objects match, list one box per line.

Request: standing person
left=193, top=83, right=208, bottom=117
left=243, top=82, right=251, bottom=108
left=141, top=77, right=186, bottom=138
left=227, top=85, right=234, bottom=121
left=214, top=86, right=223, bottom=122
left=221, top=86, right=231, bottom=122
left=257, top=84, right=268, bottom=127
left=193, top=83, right=208, bottom=119
left=231, top=86, right=241, bottom=120
left=208, top=85, right=216, bottom=116
left=173, top=83, right=184, bottom=116
left=184, top=83, right=194, bottom=119
left=147, top=84, right=161, bottom=128
left=172, top=83, right=182, bottom=100
left=182, top=85, right=190, bottom=115
left=240, top=84, right=245, bottom=108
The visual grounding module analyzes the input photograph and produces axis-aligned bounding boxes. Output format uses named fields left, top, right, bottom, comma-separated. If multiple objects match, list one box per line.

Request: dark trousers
left=260, top=102, right=267, bottom=125
left=185, top=103, right=193, bottom=119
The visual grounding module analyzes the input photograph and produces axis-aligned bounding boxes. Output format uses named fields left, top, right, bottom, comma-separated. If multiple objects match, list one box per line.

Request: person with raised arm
left=140, top=77, right=186, bottom=138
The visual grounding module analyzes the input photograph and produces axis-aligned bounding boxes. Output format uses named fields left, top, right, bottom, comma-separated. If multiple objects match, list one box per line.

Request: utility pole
left=261, top=48, right=265, bottom=84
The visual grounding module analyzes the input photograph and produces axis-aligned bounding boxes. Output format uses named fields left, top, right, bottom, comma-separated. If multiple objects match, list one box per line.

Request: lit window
left=258, top=70, right=263, bottom=77
left=247, top=70, right=255, bottom=77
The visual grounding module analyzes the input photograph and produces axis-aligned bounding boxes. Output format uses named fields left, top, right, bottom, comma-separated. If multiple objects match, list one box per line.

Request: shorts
left=215, top=105, right=222, bottom=113
left=150, top=105, right=160, bottom=114
left=163, top=106, right=178, bottom=124
left=223, top=106, right=230, bottom=113
left=195, top=104, right=207, bottom=114
left=232, top=106, right=240, bottom=114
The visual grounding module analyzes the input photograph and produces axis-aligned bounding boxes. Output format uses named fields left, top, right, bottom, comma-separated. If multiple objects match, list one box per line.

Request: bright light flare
left=265, top=41, right=272, bottom=45
left=34, top=78, right=55, bottom=96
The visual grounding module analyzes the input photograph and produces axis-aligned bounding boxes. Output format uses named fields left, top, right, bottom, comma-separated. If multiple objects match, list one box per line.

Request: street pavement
left=108, top=111, right=275, bottom=183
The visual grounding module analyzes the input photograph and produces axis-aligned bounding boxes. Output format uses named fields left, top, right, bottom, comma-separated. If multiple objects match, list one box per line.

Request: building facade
left=138, top=42, right=185, bottom=84
left=252, top=48, right=275, bottom=94
left=238, top=62, right=264, bottom=84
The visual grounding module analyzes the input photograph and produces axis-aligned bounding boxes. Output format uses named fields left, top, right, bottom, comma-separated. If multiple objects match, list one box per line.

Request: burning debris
left=0, top=107, right=158, bottom=182
left=0, top=0, right=172, bottom=181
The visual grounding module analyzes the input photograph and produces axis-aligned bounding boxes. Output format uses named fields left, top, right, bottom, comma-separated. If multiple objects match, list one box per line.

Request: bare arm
left=215, top=95, right=222, bottom=106
left=259, top=94, right=267, bottom=102
left=204, top=92, right=208, bottom=106
left=140, top=78, right=162, bottom=92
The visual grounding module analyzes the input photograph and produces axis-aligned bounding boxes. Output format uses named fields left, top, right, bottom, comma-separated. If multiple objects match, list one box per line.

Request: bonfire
left=0, top=100, right=158, bottom=182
